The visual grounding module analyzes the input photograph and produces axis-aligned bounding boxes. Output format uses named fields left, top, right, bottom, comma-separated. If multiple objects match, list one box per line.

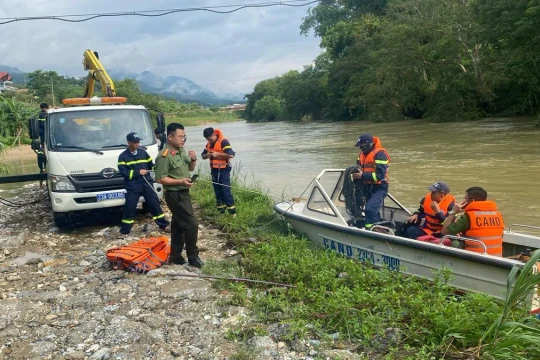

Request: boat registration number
left=322, top=238, right=401, bottom=271
left=96, top=191, right=125, bottom=202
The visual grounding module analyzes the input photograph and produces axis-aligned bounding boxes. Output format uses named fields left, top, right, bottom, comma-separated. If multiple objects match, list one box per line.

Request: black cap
left=354, top=133, right=374, bottom=147
left=126, top=132, right=142, bottom=142
left=428, top=182, right=450, bottom=195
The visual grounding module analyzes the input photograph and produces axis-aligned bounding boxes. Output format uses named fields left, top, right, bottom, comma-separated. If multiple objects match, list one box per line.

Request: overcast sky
left=0, top=0, right=322, bottom=95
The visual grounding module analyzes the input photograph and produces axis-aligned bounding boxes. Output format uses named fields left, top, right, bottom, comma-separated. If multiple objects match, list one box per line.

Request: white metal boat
left=274, top=169, right=540, bottom=301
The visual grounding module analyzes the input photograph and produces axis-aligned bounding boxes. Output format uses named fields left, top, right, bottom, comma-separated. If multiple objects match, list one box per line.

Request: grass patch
left=191, top=174, right=540, bottom=358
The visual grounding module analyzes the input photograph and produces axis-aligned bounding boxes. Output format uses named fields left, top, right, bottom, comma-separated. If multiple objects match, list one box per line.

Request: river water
left=2, top=118, right=539, bottom=227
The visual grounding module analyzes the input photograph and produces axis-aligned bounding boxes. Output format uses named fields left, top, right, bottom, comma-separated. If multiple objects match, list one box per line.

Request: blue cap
left=354, top=133, right=374, bottom=147
left=428, top=182, right=450, bottom=195
left=126, top=132, right=142, bottom=142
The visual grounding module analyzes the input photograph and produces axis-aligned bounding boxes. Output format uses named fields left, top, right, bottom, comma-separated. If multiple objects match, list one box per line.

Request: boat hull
left=276, top=205, right=523, bottom=300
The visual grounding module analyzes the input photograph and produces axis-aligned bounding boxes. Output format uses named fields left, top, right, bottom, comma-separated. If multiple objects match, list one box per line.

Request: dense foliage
left=244, top=0, right=540, bottom=122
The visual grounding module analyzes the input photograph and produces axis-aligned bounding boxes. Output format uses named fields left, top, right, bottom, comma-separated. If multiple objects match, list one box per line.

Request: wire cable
left=0, top=193, right=50, bottom=207
left=0, top=1, right=319, bottom=26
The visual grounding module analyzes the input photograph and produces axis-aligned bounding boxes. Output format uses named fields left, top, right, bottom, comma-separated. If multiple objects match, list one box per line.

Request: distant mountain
left=0, top=65, right=27, bottom=83
left=0, top=65, right=246, bottom=105
left=108, top=69, right=245, bottom=105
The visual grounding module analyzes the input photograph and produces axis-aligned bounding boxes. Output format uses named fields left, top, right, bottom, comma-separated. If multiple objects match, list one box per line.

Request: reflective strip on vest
left=359, top=147, right=390, bottom=185
left=129, top=170, right=134, bottom=180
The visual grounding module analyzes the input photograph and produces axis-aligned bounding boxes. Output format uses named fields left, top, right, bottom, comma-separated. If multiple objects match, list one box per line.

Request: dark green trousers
left=165, top=190, right=199, bottom=261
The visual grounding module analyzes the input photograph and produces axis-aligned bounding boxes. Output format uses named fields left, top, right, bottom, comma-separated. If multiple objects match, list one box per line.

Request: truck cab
left=42, top=103, right=164, bottom=227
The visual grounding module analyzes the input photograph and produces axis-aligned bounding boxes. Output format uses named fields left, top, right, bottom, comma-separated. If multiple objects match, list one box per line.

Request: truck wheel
left=53, top=212, right=71, bottom=228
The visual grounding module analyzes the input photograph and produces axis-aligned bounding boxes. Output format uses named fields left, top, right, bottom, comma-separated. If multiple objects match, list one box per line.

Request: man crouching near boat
left=403, top=182, right=455, bottom=239
left=351, top=134, right=390, bottom=229
left=435, top=186, right=505, bottom=257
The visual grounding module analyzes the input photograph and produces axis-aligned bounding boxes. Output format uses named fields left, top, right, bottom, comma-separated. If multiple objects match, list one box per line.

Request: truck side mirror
left=158, top=133, right=166, bottom=151
left=28, top=117, right=40, bottom=140
left=156, top=112, right=165, bottom=134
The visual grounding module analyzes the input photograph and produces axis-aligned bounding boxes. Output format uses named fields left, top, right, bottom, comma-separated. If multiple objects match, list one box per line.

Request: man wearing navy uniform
left=37, top=103, right=49, bottom=147
left=117, top=132, right=170, bottom=235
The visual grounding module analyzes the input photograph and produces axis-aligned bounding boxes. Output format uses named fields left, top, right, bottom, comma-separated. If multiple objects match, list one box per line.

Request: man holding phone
left=437, top=186, right=505, bottom=257
left=155, top=123, right=203, bottom=268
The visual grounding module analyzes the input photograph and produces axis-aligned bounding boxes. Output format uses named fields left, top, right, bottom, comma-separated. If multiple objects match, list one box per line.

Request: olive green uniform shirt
left=445, top=214, right=471, bottom=234
left=155, top=143, right=192, bottom=191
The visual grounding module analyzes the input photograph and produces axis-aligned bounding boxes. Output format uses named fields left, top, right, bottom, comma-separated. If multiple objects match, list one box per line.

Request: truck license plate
left=96, top=191, right=125, bottom=202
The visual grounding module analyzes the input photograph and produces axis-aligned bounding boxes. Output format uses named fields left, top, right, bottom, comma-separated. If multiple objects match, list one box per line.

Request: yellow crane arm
left=82, top=49, right=116, bottom=97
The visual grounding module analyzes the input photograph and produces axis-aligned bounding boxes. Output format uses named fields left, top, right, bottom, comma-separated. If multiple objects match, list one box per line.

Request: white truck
left=29, top=102, right=166, bottom=227
left=25, top=49, right=167, bottom=227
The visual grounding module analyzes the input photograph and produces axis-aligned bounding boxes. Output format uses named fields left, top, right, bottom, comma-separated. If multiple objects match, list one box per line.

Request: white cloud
left=0, top=0, right=321, bottom=94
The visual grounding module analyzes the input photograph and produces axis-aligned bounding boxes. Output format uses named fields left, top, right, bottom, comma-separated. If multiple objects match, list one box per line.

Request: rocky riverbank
left=0, top=184, right=365, bottom=360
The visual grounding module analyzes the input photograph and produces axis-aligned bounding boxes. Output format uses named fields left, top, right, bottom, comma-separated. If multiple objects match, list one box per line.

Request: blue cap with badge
left=428, top=182, right=450, bottom=195
left=126, top=132, right=142, bottom=142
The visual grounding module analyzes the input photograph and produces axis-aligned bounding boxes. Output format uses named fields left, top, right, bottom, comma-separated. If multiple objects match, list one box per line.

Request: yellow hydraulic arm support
left=82, top=49, right=116, bottom=98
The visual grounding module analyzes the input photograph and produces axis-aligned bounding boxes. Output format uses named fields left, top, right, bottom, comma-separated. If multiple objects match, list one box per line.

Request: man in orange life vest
left=201, top=128, right=236, bottom=215
left=351, top=134, right=390, bottom=229
left=404, top=182, right=456, bottom=239
left=438, top=186, right=505, bottom=257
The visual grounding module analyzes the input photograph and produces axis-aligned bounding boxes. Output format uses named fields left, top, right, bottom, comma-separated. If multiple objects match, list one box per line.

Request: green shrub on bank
left=191, top=176, right=539, bottom=358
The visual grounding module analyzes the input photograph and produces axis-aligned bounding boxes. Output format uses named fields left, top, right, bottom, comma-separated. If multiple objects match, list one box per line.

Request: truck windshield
left=47, top=108, right=155, bottom=151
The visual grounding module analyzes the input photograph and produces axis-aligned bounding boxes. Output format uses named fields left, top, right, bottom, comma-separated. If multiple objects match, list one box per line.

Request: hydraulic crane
left=82, top=49, right=116, bottom=98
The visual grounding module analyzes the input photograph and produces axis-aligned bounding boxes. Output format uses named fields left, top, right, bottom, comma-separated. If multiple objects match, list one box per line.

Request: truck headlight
left=50, top=175, right=76, bottom=192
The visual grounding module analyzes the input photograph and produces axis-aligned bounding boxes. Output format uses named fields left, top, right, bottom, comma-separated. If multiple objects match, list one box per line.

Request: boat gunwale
left=274, top=202, right=524, bottom=271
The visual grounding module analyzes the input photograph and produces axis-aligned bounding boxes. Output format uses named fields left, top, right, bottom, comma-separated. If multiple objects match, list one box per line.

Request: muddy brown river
left=2, top=118, right=539, bottom=228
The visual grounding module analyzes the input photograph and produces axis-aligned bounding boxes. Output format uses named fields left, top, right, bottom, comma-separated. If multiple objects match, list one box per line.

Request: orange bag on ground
left=106, top=236, right=170, bottom=273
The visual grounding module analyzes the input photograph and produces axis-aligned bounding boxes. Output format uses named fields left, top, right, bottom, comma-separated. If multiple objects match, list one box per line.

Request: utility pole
left=46, top=74, right=55, bottom=106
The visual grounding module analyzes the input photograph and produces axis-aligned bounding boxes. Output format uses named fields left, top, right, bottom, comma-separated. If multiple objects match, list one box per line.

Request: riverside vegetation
left=244, top=0, right=540, bottom=124
left=190, top=173, right=540, bottom=360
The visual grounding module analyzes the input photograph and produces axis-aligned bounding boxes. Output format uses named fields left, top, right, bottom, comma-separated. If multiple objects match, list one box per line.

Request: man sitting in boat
left=436, top=186, right=505, bottom=257
left=351, top=133, right=390, bottom=229
left=404, top=182, right=456, bottom=239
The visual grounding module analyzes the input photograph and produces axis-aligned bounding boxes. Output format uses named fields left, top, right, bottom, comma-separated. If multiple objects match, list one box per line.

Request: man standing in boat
left=404, top=182, right=456, bottom=239
left=438, top=186, right=505, bottom=257
left=352, top=134, right=390, bottom=229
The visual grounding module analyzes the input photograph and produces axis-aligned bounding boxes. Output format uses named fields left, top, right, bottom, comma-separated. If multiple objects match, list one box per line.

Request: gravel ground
left=0, top=184, right=369, bottom=360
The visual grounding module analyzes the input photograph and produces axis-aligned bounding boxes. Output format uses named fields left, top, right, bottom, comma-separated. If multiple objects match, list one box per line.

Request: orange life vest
left=422, top=192, right=455, bottom=234
left=106, top=236, right=170, bottom=273
left=358, top=137, right=390, bottom=184
left=463, top=201, right=505, bottom=257
left=205, top=129, right=230, bottom=169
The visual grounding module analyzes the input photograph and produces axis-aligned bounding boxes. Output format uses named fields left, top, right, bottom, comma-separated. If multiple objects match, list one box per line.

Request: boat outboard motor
left=343, top=166, right=366, bottom=221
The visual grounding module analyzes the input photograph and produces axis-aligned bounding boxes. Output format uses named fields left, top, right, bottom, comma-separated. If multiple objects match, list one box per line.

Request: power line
left=0, top=0, right=319, bottom=26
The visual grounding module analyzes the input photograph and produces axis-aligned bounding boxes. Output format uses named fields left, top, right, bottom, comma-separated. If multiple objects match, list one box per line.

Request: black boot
left=188, top=255, right=204, bottom=268
left=169, top=255, right=186, bottom=265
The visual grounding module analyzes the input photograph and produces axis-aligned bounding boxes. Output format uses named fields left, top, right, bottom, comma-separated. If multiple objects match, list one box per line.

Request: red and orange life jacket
left=358, top=137, right=390, bottom=184
left=422, top=192, right=456, bottom=234
left=205, top=129, right=230, bottom=169
left=463, top=201, right=505, bottom=257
